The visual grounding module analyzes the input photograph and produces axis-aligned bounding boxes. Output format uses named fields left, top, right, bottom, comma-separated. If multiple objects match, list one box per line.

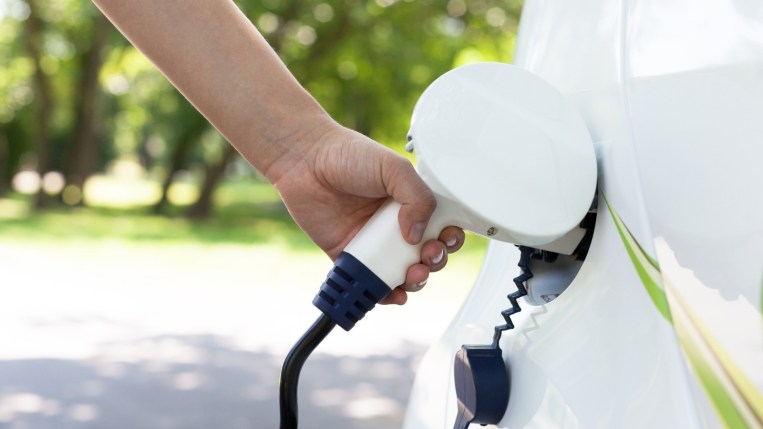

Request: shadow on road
left=0, top=334, right=426, bottom=429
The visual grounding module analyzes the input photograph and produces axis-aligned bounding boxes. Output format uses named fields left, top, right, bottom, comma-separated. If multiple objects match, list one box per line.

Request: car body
left=403, top=0, right=763, bottom=427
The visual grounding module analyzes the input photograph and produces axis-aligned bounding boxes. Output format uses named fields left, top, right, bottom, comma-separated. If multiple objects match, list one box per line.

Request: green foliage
left=0, top=0, right=521, bottom=226
left=239, top=0, right=522, bottom=149
left=1, top=0, right=521, bottom=161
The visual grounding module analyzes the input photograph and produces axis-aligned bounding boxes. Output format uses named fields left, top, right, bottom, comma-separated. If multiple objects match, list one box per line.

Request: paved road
left=0, top=241, right=481, bottom=428
left=0, top=336, right=424, bottom=429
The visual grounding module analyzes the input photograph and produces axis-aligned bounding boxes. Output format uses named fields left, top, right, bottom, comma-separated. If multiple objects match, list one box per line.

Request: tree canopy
left=0, top=0, right=521, bottom=216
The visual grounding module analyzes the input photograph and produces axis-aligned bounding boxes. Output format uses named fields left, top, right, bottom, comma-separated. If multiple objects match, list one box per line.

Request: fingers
left=379, top=263, right=427, bottom=305
left=404, top=263, right=430, bottom=291
left=381, top=249, right=441, bottom=306
left=380, top=227, right=466, bottom=305
left=420, top=239, right=448, bottom=273
left=439, top=226, right=465, bottom=254
left=380, top=287, right=408, bottom=305
left=382, top=156, right=437, bottom=245
left=413, top=227, right=465, bottom=275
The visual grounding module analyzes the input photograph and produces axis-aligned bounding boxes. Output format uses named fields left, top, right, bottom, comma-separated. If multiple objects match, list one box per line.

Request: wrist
left=258, top=111, right=339, bottom=185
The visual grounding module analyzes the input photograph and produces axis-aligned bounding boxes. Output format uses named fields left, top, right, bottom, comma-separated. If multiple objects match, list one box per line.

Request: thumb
left=382, top=155, right=437, bottom=245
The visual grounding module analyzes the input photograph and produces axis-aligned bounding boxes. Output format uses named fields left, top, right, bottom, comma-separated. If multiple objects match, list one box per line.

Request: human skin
left=92, top=0, right=465, bottom=304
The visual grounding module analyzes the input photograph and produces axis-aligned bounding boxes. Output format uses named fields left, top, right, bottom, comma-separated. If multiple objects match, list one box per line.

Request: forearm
left=92, top=0, right=332, bottom=181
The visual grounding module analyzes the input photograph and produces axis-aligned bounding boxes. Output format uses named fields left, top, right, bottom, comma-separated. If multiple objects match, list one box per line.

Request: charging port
left=525, top=198, right=597, bottom=305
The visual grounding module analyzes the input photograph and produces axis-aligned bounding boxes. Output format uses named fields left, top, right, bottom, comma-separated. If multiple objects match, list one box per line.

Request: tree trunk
left=152, top=132, right=194, bottom=214
left=23, top=0, right=54, bottom=210
left=136, top=125, right=154, bottom=171
left=186, top=145, right=237, bottom=219
left=151, top=109, right=208, bottom=214
left=0, top=130, right=8, bottom=197
left=65, top=14, right=110, bottom=194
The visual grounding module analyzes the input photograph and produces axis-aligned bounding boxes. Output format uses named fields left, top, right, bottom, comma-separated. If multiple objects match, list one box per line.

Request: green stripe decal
left=667, top=281, right=761, bottom=428
left=604, top=194, right=763, bottom=428
left=604, top=196, right=672, bottom=322
left=674, top=319, right=749, bottom=428
left=687, top=348, right=750, bottom=427
left=666, top=278, right=763, bottom=428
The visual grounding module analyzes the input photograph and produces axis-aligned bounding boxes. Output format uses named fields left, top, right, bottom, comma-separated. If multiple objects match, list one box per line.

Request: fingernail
left=431, top=249, right=444, bottom=265
left=412, top=280, right=427, bottom=291
left=445, top=237, right=457, bottom=247
left=408, top=222, right=425, bottom=243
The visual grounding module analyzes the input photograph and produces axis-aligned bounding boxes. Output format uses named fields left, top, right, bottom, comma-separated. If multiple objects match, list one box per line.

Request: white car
left=403, top=0, right=763, bottom=428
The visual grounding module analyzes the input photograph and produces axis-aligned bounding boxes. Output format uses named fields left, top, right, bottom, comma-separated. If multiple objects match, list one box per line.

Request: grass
left=0, top=183, right=315, bottom=253
left=0, top=177, right=489, bottom=256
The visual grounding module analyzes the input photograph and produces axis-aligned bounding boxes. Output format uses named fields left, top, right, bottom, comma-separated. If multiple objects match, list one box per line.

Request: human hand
left=266, top=120, right=465, bottom=305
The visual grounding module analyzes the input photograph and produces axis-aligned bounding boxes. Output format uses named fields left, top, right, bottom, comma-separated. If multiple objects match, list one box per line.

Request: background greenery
left=0, top=0, right=521, bottom=248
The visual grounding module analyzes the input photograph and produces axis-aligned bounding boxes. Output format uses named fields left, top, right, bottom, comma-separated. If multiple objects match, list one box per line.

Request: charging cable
left=279, top=251, right=393, bottom=429
left=279, top=314, right=335, bottom=429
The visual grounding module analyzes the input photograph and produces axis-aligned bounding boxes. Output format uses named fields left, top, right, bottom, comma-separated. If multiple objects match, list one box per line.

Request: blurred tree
left=0, top=3, right=28, bottom=190
left=1, top=0, right=522, bottom=218
left=247, top=0, right=522, bottom=151
left=64, top=12, right=110, bottom=194
left=152, top=100, right=209, bottom=214
left=2, top=0, right=127, bottom=205
left=21, top=0, right=53, bottom=209
left=187, top=145, right=237, bottom=219
left=0, top=131, right=7, bottom=196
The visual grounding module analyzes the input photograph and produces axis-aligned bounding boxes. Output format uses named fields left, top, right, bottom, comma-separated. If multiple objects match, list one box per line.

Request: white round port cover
left=410, top=62, right=596, bottom=245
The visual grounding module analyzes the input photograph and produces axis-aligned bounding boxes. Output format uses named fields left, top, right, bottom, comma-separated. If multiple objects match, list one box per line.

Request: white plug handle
left=343, top=198, right=455, bottom=287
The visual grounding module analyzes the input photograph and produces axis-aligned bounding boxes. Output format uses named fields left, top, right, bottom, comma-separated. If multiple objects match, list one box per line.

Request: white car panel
left=404, top=0, right=763, bottom=428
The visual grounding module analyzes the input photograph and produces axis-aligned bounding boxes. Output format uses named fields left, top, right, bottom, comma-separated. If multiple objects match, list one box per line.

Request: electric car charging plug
left=277, top=63, right=597, bottom=429
left=313, top=251, right=393, bottom=331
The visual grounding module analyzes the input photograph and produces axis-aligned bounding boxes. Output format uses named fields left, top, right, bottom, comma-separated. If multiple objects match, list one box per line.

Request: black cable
left=492, top=245, right=534, bottom=348
left=279, top=314, right=336, bottom=429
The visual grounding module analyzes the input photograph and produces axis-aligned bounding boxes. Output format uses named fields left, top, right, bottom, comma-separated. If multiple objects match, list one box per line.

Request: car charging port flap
left=453, top=345, right=511, bottom=429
